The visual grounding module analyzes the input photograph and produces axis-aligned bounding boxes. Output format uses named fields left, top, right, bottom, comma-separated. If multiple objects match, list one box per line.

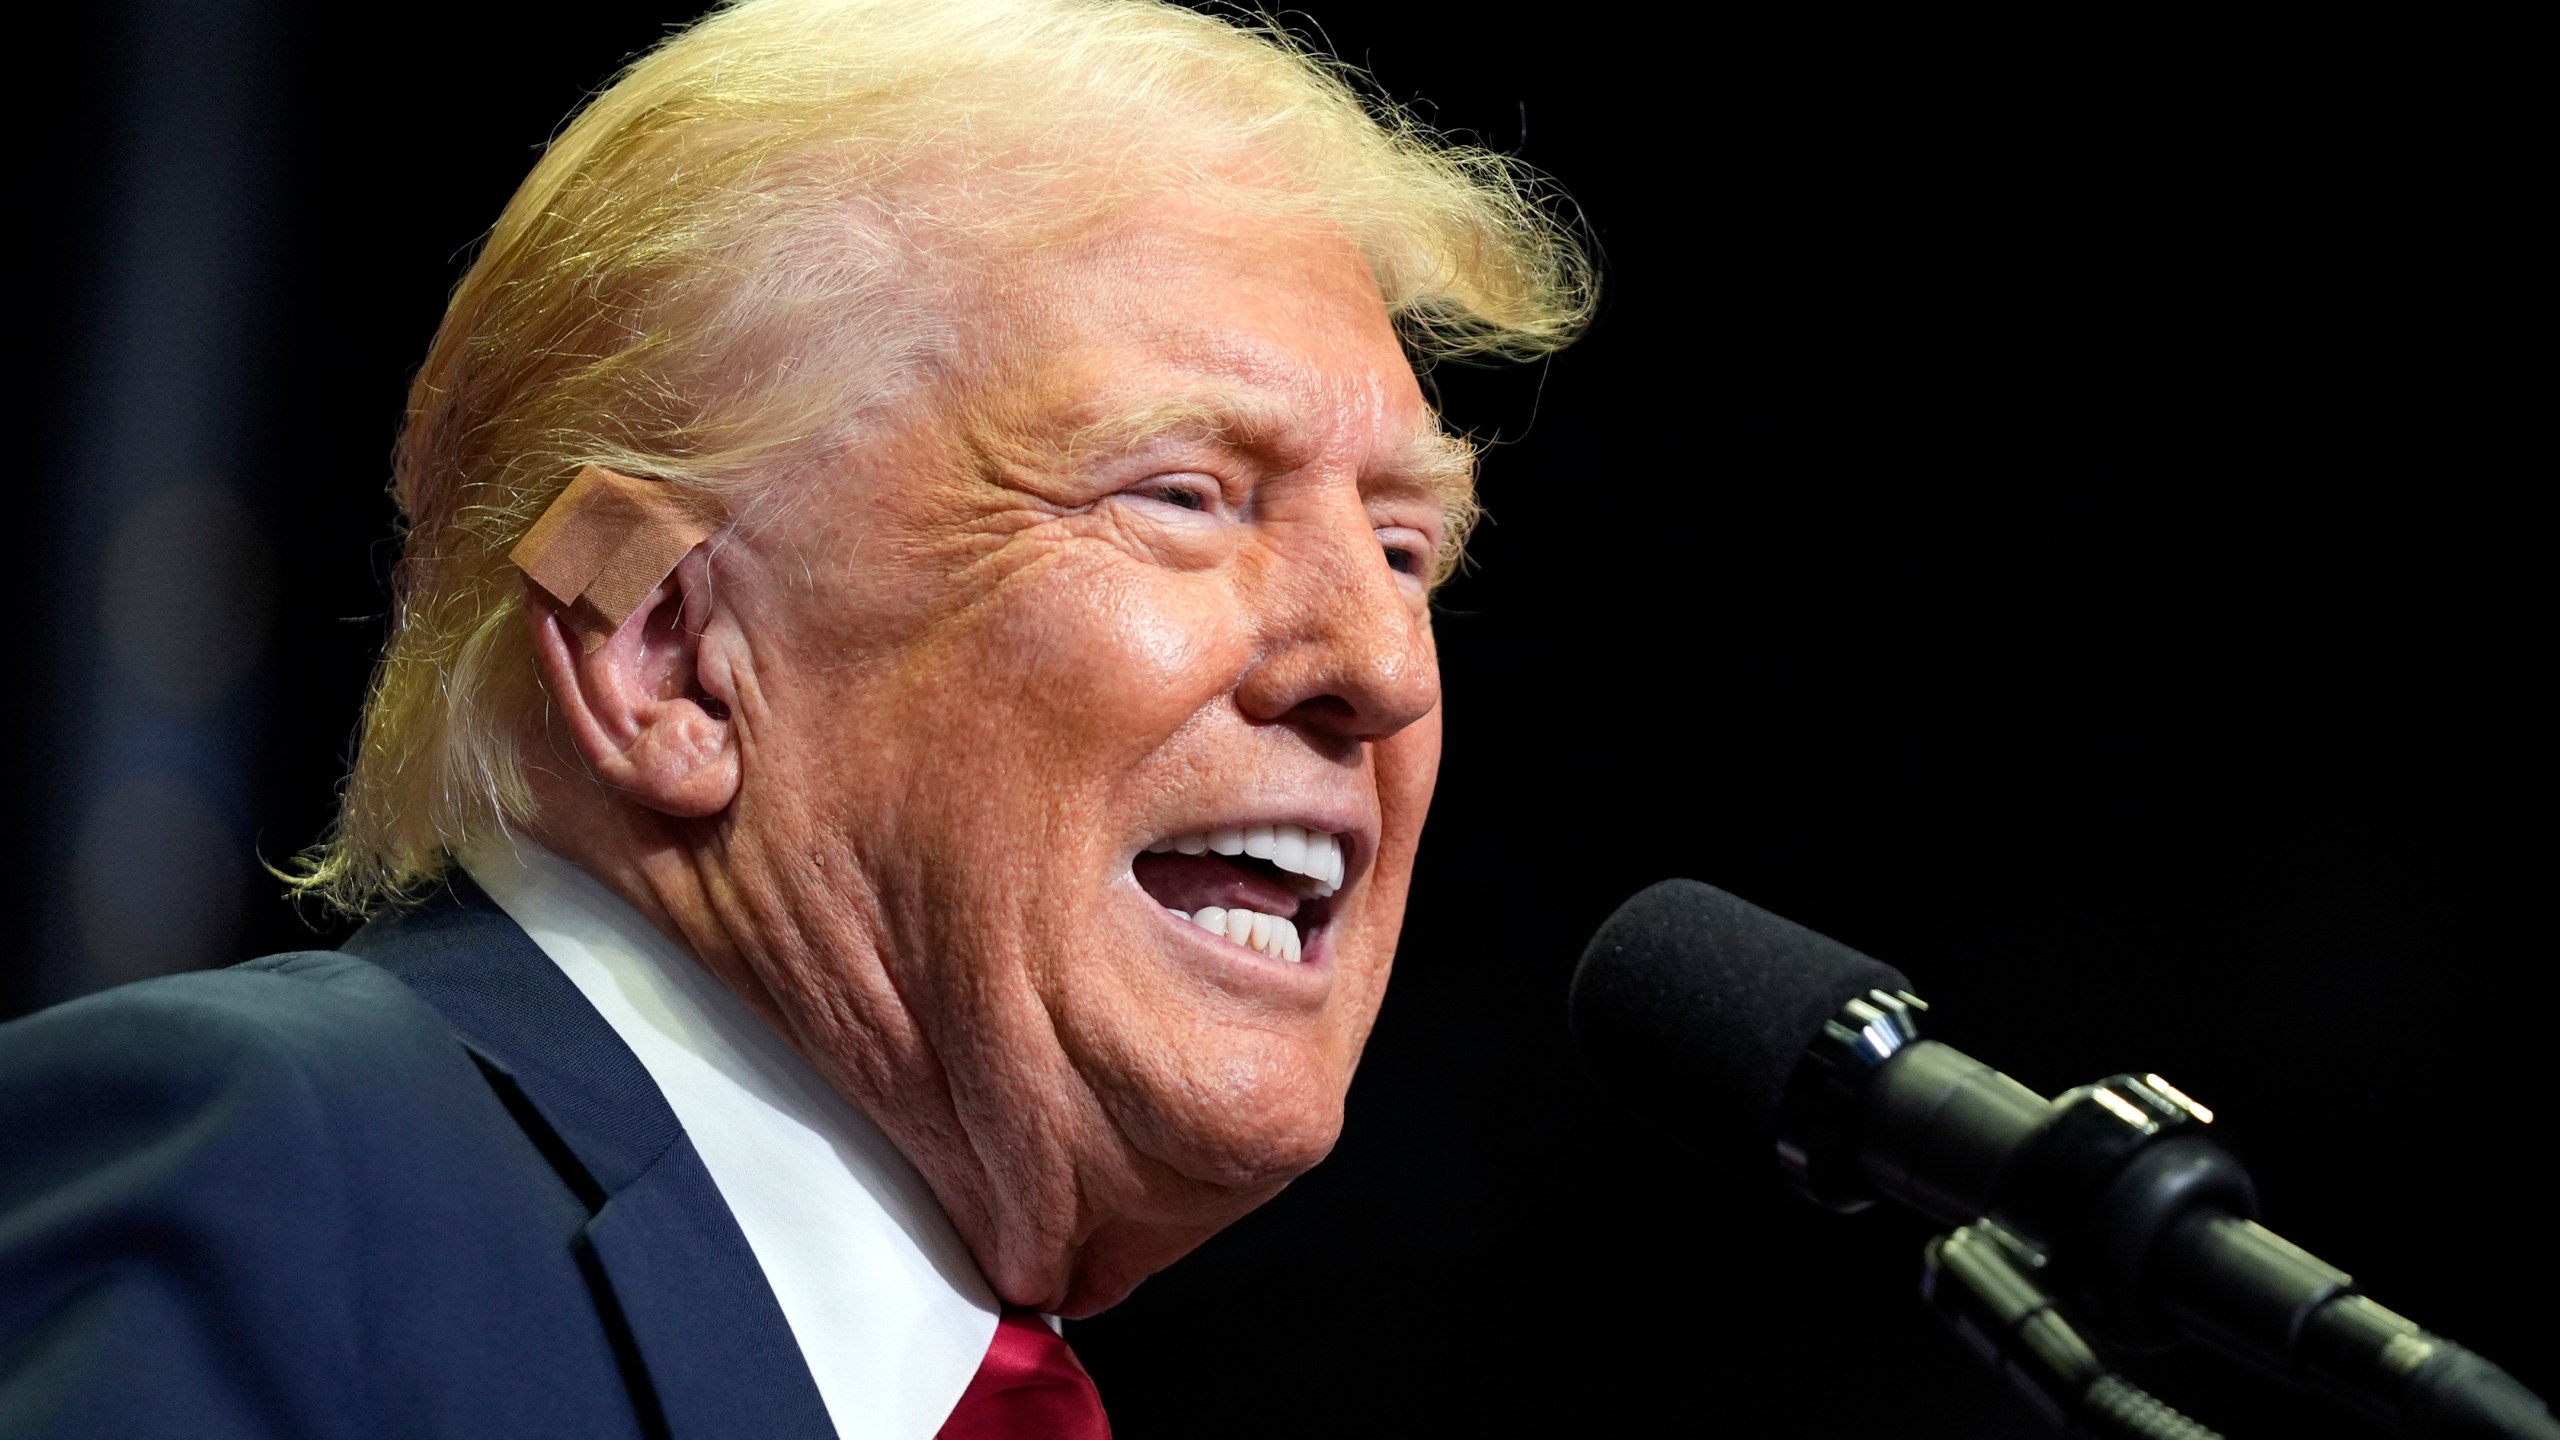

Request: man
left=0, top=0, right=1587, bottom=1434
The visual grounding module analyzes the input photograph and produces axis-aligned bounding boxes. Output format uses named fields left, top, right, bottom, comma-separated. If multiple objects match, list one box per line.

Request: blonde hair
left=294, top=0, right=1593, bottom=913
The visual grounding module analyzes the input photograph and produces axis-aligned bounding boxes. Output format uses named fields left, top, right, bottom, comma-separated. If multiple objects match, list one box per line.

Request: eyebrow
left=1386, top=426, right=1480, bottom=516
left=1059, top=387, right=1478, bottom=512
left=1057, top=388, right=1298, bottom=465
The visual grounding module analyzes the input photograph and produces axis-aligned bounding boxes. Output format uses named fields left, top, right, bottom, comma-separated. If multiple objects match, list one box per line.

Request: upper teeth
left=1145, top=822, right=1344, bottom=896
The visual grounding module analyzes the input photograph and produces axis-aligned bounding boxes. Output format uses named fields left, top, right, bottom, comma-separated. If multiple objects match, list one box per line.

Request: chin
left=1188, top=1095, right=1345, bottom=1192
left=1096, top=1030, right=1351, bottom=1194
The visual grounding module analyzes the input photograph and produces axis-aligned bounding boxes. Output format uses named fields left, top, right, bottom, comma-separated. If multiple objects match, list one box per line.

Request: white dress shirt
left=462, top=837, right=1001, bottom=1440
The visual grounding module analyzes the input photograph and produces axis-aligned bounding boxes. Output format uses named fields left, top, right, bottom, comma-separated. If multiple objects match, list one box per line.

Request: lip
left=1132, top=880, right=1337, bottom=1005
left=1120, top=806, right=1370, bottom=1002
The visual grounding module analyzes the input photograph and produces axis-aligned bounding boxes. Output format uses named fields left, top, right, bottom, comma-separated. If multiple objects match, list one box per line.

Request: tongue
left=1133, top=853, right=1302, bottom=919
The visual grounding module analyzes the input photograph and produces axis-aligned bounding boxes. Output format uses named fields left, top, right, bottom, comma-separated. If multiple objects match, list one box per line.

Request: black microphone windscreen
left=1570, top=880, right=1910, bottom=1167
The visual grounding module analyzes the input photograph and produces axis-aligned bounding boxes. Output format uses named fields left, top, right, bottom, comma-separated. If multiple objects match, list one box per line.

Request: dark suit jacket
left=0, top=881, right=836, bottom=1439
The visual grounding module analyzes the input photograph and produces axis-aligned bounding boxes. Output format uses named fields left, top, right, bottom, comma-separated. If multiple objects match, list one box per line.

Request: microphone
left=1570, top=878, right=2558, bottom=1440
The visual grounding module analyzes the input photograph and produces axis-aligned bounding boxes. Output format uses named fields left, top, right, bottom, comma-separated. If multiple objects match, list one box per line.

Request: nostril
left=1289, top=694, right=1360, bottom=727
left=1260, top=694, right=1368, bottom=762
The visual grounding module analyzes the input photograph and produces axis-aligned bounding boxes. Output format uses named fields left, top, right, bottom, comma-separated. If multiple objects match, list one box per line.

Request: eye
left=1124, top=473, right=1218, bottom=513
left=1376, top=524, right=1437, bottom=582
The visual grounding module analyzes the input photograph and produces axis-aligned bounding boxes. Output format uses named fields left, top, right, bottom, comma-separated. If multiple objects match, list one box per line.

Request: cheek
left=973, top=559, right=1241, bottom=744
left=1324, top=705, right=1441, bottom=1035
left=1366, top=703, right=1444, bottom=915
left=1375, top=704, right=1445, bottom=842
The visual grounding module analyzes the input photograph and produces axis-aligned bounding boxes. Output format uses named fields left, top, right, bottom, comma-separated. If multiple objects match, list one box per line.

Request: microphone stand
left=1923, top=1221, right=2221, bottom=1440
left=1783, top=989, right=2560, bottom=1439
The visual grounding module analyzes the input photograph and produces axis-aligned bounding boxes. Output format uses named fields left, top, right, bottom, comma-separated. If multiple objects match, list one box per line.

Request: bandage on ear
left=509, top=464, right=728, bottom=652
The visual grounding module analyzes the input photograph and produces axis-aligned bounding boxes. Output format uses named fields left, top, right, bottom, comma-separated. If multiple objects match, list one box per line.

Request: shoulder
left=0, top=951, right=508, bottom=1260
left=0, top=954, right=627, bottom=1439
left=7, top=949, right=453, bottom=1063
left=0, top=953, right=479, bottom=1153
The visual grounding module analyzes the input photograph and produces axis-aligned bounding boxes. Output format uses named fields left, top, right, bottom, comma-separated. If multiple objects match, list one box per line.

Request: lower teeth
left=1180, top=904, right=1302, bottom=963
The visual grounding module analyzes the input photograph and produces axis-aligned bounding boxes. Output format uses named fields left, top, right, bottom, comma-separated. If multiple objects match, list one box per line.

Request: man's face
left=706, top=199, right=1454, bottom=1313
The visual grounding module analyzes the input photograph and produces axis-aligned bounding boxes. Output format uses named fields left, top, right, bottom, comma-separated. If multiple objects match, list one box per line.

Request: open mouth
left=1133, top=823, right=1346, bottom=965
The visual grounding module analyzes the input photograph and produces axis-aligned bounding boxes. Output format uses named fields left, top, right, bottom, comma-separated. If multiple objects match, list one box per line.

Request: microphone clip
left=1775, top=986, right=1927, bottom=1211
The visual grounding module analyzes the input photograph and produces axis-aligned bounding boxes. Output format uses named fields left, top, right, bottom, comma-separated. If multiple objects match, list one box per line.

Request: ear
left=525, top=547, right=742, bottom=818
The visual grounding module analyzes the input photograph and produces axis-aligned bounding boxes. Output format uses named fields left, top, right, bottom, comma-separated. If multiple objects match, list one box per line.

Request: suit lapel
left=347, top=882, right=836, bottom=1440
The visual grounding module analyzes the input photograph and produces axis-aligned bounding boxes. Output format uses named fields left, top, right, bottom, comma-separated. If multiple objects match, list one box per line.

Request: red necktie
left=937, top=1307, right=1112, bottom=1439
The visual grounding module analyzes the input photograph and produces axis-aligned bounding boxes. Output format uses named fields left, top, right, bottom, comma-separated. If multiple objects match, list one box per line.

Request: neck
left=515, top=780, right=1077, bottom=1305
left=515, top=778, right=1252, bottom=1316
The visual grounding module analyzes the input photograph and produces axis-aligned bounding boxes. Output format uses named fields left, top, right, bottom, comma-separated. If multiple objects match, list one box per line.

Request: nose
left=1232, top=496, right=1441, bottom=755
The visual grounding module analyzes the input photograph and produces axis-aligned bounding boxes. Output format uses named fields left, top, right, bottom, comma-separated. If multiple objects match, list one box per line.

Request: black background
left=17, top=4, right=2547, bottom=1437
